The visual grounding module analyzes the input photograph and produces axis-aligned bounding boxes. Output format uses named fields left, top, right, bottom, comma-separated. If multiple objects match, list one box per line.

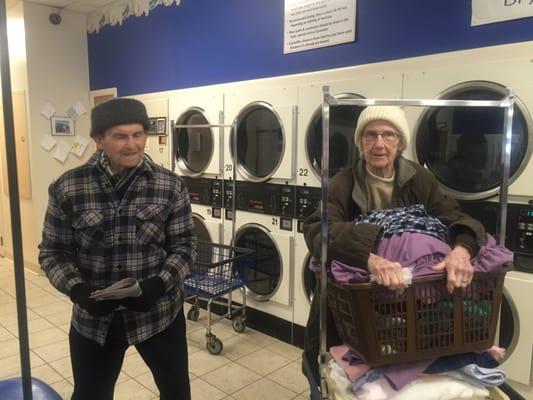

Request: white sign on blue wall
left=472, top=0, right=533, bottom=26
left=284, top=0, right=356, bottom=54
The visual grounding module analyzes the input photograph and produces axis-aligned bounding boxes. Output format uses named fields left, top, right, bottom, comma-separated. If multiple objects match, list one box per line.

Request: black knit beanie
left=90, top=98, right=150, bottom=138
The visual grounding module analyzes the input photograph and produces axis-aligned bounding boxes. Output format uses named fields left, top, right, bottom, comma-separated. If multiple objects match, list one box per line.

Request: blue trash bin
left=0, top=377, right=62, bottom=400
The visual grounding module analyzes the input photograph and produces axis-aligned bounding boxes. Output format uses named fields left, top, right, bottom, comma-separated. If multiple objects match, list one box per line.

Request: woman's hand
left=432, top=245, right=474, bottom=293
left=367, top=253, right=407, bottom=290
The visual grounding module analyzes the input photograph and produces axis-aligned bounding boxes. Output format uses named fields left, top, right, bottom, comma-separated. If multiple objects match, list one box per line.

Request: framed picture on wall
left=51, top=116, right=75, bottom=136
left=89, top=87, right=117, bottom=107
left=148, top=118, right=158, bottom=134
left=156, top=117, right=166, bottom=134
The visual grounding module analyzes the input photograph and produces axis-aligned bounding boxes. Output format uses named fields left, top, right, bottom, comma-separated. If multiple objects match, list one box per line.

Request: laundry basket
left=327, top=267, right=510, bottom=366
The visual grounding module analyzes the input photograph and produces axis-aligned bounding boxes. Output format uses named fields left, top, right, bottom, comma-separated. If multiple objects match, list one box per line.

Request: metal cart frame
left=174, top=113, right=247, bottom=354
left=184, top=241, right=254, bottom=354
left=317, top=87, right=516, bottom=398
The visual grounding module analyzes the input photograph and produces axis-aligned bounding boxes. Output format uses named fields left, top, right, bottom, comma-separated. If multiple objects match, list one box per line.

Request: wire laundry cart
left=184, top=240, right=254, bottom=354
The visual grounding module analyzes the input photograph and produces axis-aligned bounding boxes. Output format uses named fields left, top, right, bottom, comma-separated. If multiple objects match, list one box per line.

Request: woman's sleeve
left=303, top=170, right=380, bottom=269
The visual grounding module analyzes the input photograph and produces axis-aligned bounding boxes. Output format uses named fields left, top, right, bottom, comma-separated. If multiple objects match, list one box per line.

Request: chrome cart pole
left=0, top=0, right=32, bottom=397
left=229, top=118, right=240, bottom=307
left=319, top=91, right=515, bottom=397
left=319, top=86, right=332, bottom=398
left=497, top=91, right=515, bottom=245
left=173, top=120, right=242, bottom=342
left=231, top=119, right=238, bottom=244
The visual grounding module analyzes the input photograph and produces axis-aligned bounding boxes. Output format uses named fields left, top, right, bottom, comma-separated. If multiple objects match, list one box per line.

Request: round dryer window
left=192, top=214, right=212, bottom=243
left=498, top=289, right=518, bottom=360
left=192, top=214, right=217, bottom=265
left=415, top=82, right=532, bottom=200
left=234, top=225, right=282, bottom=301
left=174, top=109, right=214, bottom=175
left=231, top=102, right=284, bottom=182
left=306, top=95, right=363, bottom=178
left=302, top=253, right=316, bottom=304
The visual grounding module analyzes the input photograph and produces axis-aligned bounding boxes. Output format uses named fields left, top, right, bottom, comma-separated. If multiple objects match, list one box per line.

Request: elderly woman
left=302, top=105, right=486, bottom=381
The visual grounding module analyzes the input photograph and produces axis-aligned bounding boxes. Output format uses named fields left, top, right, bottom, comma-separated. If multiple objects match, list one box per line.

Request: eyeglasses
left=362, top=130, right=398, bottom=143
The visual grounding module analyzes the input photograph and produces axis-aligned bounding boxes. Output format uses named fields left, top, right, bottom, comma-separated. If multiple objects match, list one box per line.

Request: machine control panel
left=459, top=200, right=533, bottom=273
left=211, top=179, right=223, bottom=207
left=295, top=186, right=321, bottom=220
left=511, top=205, right=533, bottom=255
left=223, top=180, right=295, bottom=217
left=182, top=177, right=222, bottom=207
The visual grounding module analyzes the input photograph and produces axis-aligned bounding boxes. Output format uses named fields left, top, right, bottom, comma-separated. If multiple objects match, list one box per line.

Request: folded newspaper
left=89, top=278, right=142, bottom=301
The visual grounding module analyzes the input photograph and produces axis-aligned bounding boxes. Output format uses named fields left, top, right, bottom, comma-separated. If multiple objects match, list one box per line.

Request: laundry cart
left=184, top=241, right=254, bottom=354
left=309, top=89, right=516, bottom=399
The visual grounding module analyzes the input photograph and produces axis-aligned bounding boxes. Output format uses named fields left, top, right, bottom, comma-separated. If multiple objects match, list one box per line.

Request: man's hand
left=69, top=283, right=119, bottom=316
left=120, top=276, right=165, bottom=312
left=367, top=253, right=407, bottom=290
left=432, top=245, right=474, bottom=293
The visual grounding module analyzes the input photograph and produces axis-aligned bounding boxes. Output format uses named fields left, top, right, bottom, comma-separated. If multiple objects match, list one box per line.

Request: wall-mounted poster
left=471, top=0, right=533, bottom=26
left=284, top=0, right=356, bottom=54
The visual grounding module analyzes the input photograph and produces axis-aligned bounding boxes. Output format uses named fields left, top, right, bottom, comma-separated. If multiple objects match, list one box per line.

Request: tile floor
left=0, top=257, right=311, bottom=399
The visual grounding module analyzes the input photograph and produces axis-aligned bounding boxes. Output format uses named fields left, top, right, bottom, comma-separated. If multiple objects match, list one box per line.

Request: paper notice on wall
left=40, top=102, right=56, bottom=119
left=73, top=101, right=87, bottom=117
left=67, top=101, right=87, bottom=120
left=70, top=135, right=90, bottom=157
left=472, top=0, right=533, bottom=26
left=284, top=0, right=356, bottom=54
left=40, top=135, right=57, bottom=152
left=53, top=141, right=71, bottom=164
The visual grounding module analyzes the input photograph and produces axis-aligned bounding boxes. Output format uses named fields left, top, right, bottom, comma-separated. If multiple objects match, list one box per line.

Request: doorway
left=0, top=104, right=5, bottom=257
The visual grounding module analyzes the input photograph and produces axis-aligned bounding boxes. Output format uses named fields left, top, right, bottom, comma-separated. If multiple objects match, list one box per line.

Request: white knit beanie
left=354, top=106, right=409, bottom=153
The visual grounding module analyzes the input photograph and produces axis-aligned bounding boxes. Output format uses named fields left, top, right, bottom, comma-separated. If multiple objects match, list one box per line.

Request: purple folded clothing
left=316, top=233, right=511, bottom=283
left=378, top=359, right=434, bottom=390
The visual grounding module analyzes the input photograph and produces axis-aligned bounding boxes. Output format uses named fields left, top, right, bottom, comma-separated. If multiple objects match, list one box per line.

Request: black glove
left=120, top=276, right=165, bottom=312
left=69, top=283, right=120, bottom=316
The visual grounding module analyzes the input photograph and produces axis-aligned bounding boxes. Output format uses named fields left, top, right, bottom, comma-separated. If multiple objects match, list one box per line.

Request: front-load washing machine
left=460, top=201, right=533, bottom=398
left=499, top=270, right=533, bottom=399
left=223, top=181, right=296, bottom=322
left=296, top=73, right=404, bottom=188
left=170, top=88, right=224, bottom=178
left=223, top=85, right=297, bottom=183
left=403, top=54, right=533, bottom=201
left=182, top=176, right=224, bottom=244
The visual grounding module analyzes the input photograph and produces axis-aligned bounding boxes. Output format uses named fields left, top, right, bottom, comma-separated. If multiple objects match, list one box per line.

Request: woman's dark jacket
left=303, top=157, right=486, bottom=269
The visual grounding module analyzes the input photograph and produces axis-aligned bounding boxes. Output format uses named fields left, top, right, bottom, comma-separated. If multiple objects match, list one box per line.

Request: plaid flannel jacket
left=39, top=151, right=197, bottom=345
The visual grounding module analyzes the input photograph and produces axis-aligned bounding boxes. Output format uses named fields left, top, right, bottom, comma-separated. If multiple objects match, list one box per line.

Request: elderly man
left=302, top=105, right=485, bottom=382
left=39, top=98, right=197, bottom=400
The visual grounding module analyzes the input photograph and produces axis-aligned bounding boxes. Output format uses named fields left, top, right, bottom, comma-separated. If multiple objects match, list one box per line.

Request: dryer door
left=170, top=91, right=223, bottom=176
left=306, top=95, right=362, bottom=181
left=224, top=86, right=297, bottom=182
left=415, top=82, right=532, bottom=200
left=235, top=224, right=292, bottom=305
left=231, top=102, right=286, bottom=182
left=174, top=108, right=214, bottom=176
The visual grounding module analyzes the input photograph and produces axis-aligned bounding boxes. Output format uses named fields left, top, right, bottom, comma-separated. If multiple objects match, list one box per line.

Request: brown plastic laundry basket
left=327, top=266, right=510, bottom=366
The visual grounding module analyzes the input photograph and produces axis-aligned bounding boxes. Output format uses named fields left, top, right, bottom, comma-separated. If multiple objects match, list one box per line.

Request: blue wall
left=88, top=0, right=533, bottom=96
